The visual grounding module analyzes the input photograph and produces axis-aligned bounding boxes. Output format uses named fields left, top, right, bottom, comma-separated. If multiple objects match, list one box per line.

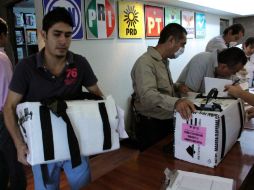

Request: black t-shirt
left=10, top=50, right=98, bottom=102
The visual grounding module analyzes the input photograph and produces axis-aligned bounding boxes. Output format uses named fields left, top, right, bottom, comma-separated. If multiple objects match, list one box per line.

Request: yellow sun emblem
left=124, top=5, right=139, bottom=28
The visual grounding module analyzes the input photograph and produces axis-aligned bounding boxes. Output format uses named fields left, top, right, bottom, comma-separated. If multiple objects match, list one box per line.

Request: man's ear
left=243, top=43, right=247, bottom=50
left=218, top=63, right=228, bottom=70
left=228, top=29, right=233, bottom=36
left=167, top=36, right=175, bottom=48
left=40, top=30, right=46, bottom=41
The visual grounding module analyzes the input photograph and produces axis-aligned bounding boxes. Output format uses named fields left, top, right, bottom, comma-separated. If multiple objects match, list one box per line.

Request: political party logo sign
left=181, top=10, right=195, bottom=39
left=195, top=12, right=206, bottom=39
left=43, top=0, right=83, bottom=40
left=118, top=1, right=144, bottom=39
left=86, top=0, right=116, bottom=39
left=165, top=6, right=181, bottom=25
left=145, top=5, right=164, bottom=38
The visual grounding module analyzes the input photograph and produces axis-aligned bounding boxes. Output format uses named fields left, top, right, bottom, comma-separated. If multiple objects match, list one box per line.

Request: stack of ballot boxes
left=174, top=97, right=245, bottom=168
left=16, top=96, right=124, bottom=166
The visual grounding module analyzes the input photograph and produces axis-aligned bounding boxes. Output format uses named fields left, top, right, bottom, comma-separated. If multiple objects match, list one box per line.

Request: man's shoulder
left=69, top=51, right=86, bottom=61
left=0, top=51, right=10, bottom=61
left=136, top=50, right=155, bottom=65
left=0, top=53, right=9, bottom=68
left=134, top=54, right=154, bottom=72
left=188, top=52, right=213, bottom=67
left=16, top=54, right=37, bottom=70
left=192, top=51, right=212, bottom=60
left=22, top=53, right=37, bottom=62
left=67, top=51, right=90, bottom=67
left=209, top=35, right=223, bottom=42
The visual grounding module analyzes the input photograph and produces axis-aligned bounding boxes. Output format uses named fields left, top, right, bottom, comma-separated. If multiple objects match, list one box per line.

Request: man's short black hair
left=245, top=37, right=254, bottom=47
left=42, top=7, right=74, bottom=32
left=218, top=47, right=247, bottom=68
left=223, top=23, right=245, bottom=36
left=158, top=23, right=187, bottom=44
left=0, top=18, right=8, bottom=35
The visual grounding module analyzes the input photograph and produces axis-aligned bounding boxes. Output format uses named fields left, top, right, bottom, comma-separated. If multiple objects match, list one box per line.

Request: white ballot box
left=166, top=170, right=234, bottom=190
left=16, top=96, right=124, bottom=166
left=174, top=98, right=245, bottom=168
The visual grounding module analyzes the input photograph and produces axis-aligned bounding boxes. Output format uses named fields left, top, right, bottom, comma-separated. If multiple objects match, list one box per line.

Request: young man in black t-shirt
left=4, top=8, right=103, bottom=190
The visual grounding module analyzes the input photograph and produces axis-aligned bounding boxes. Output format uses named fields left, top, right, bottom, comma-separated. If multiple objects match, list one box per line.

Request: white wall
left=34, top=1, right=232, bottom=128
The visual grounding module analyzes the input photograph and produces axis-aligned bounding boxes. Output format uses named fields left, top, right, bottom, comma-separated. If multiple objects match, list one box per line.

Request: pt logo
left=124, top=5, right=139, bottom=35
left=43, top=0, right=83, bottom=39
left=145, top=6, right=164, bottom=37
left=87, top=0, right=116, bottom=38
left=186, top=144, right=196, bottom=157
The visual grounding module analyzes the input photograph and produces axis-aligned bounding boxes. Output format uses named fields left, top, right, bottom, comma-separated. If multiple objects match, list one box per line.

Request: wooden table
left=84, top=129, right=254, bottom=190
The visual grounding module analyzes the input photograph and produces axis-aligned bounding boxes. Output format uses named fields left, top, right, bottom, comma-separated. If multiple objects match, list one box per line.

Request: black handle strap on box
left=39, top=99, right=82, bottom=187
left=39, top=106, right=55, bottom=161
left=70, top=92, right=112, bottom=150
left=219, top=102, right=244, bottom=160
left=98, top=102, right=112, bottom=150
left=220, top=115, right=226, bottom=159
left=64, top=91, right=103, bottom=101
left=205, top=88, right=218, bottom=104
left=38, top=97, right=112, bottom=186
left=65, top=92, right=112, bottom=150
left=40, top=98, right=81, bottom=168
left=195, top=88, right=223, bottom=111
left=237, top=102, right=244, bottom=138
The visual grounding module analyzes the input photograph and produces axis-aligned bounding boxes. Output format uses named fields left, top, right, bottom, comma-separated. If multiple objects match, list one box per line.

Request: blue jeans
left=32, top=156, right=91, bottom=190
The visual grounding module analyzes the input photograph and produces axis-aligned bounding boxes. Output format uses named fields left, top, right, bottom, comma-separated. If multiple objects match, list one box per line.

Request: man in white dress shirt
left=205, top=23, right=245, bottom=52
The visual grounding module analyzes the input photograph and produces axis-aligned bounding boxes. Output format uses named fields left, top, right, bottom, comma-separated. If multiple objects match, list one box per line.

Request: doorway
left=220, top=18, right=229, bottom=35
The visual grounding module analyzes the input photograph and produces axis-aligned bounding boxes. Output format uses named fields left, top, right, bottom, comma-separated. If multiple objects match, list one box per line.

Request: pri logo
left=43, top=0, right=83, bottom=39
left=124, top=5, right=139, bottom=35
left=186, top=144, right=196, bottom=157
left=87, top=0, right=116, bottom=38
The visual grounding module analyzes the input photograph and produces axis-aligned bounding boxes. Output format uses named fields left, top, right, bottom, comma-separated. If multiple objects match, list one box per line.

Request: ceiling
left=145, top=0, right=254, bottom=17
left=14, top=0, right=254, bottom=17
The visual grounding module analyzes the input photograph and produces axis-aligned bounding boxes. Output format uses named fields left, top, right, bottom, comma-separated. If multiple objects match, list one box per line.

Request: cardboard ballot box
left=174, top=98, right=245, bottom=168
left=166, top=170, right=234, bottom=190
left=16, top=96, right=122, bottom=166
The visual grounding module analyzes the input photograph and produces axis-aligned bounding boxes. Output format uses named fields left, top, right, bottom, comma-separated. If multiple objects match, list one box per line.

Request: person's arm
left=225, top=84, right=254, bottom=106
left=246, top=107, right=254, bottom=120
left=132, top=59, right=178, bottom=111
left=175, top=98, right=196, bottom=120
left=3, top=90, right=29, bottom=165
left=86, top=84, right=104, bottom=97
left=0, top=58, right=12, bottom=110
left=132, top=59, right=195, bottom=120
left=174, top=83, right=192, bottom=94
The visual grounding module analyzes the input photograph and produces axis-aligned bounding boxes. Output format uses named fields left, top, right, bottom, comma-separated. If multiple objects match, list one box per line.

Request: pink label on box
left=182, top=123, right=206, bottom=146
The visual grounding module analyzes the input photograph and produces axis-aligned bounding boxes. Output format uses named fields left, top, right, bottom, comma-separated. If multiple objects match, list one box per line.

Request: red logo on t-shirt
left=64, top=68, right=78, bottom=85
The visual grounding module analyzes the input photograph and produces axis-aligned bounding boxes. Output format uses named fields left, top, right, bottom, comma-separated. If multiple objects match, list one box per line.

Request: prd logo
left=44, top=0, right=82, bottom=38
left=87, top=0, right=115, bottom=38
left=123, top=5, right=139, bottom=35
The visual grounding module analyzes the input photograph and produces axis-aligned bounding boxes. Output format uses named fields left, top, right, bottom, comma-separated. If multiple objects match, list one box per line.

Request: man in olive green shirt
left=131, top=23, right=195, bottom=150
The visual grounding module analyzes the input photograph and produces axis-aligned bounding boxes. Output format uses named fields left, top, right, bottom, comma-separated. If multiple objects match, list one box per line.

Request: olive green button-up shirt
left=131, top=46, right=179, bottom=120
